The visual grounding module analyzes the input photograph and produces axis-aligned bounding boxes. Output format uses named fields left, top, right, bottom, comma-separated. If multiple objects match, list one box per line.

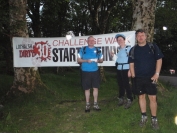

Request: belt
left=117, top=63, right=129, bottom=70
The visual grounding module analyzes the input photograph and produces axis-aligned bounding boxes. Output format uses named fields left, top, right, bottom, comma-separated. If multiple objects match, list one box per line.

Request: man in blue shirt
left=77, top=36, right=103, bottom=113
left=129, top=29, right=164, bottom=129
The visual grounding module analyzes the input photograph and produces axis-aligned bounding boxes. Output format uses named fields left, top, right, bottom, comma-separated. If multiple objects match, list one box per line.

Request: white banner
left=13, top=31, right=135, bottom=67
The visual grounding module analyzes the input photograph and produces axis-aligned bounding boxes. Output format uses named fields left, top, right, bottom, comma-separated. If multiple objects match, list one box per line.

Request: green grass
left=0, top=69, right=177, bottom=133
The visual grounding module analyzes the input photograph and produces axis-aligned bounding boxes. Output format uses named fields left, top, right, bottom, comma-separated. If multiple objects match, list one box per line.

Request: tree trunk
left=88, top=0, right=115, bottom=34
left=8, top=0, right=43, bottom=95
left=27, top=0, right=41, bottom=37
left=131, top=0, right=157, bottom=42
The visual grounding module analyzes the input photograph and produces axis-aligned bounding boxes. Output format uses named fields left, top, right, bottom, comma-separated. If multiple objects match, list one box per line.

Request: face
left=136, top=32, right=147, bottom=44
left=87, top=36, right=95, bottom=47
left=117, top=37, right=125, bottom=46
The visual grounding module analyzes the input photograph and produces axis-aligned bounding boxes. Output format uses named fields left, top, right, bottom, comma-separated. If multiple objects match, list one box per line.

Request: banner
left=13, top=31, right=135, bottom=67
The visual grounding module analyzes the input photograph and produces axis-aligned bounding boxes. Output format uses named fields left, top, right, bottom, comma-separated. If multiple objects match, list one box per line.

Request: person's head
left=115, top=34, right=126, bottom=46
left=135, top=29, right=147, bottom=45
left=87, top=36, right=95, bottom=48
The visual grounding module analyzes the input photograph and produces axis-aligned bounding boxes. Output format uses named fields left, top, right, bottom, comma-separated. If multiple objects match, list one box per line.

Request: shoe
left=93, top=103, right=101, bottom=111
left=139, top=115, right=148, bottom=127
left=124, top=99, right=132, bottom=109
left=151, top=118, right=159, bottom=129
left=118, top=98, right=124, bottom=106
left=85, top=104, right=90, bottom=113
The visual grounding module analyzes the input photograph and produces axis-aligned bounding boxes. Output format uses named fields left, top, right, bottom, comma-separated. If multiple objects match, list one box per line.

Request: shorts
left=132, top=77, right=157, bottom=95
left=81, top=70, right=101, bottom=90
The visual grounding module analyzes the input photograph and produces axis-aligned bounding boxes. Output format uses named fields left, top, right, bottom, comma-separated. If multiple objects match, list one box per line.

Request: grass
left=0, top=68, right=177, bottom=133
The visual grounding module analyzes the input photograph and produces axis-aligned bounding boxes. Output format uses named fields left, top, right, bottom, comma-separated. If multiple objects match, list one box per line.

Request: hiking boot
left=124, top=99, right=132, bottom=109
left=93, top=103, right=101, bottom=111
left=139, top=115, right=148, bottom=127
left=118, top=98, right=124, bottom=106
left=151, top=118, right=159, bottom=129
left=85, top=103, right=90, bottom=113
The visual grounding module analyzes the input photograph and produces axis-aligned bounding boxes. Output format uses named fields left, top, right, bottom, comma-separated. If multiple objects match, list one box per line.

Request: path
left=159, top=76, right=177, bottom=86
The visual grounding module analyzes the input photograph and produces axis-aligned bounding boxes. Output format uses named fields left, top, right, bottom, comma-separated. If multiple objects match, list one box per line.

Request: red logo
left=33, top=41, right=51, bottom=62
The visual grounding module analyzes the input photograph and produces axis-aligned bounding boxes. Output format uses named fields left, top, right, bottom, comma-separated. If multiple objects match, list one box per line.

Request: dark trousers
left=117, top=69, right=133, bottom=101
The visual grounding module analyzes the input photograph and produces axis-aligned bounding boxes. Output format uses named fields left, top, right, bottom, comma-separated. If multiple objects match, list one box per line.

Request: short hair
left=135, top=29, right=146, bottom=35
left=87, top=36, right=94, bottom=40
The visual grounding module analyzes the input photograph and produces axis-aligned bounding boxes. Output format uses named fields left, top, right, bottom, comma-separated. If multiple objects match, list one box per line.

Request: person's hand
left=87, top=59, right=92, bottom=63
left=128, top=70, right=131, bottom=77
left=110, top=50, right=114, bottom=57
left=151, top=73, right=159, bottom=83
left=90, top=59, right=97, bottom=62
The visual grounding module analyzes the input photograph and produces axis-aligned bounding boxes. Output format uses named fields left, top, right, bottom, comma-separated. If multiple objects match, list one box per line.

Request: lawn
left=0, top=68, right=177, bottom=133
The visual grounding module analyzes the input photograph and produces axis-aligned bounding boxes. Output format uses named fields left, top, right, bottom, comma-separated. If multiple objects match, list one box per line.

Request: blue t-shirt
left=128, top=43, right=164, bottom=77
left=78, top=46, right=103, bottom=72
left=116, top=46, right=131, bottom=70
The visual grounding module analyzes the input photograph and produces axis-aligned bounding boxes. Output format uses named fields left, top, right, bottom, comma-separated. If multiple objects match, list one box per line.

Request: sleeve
left=127, top=46, right=131, bottom=53
left=154, top=44, right=164, bottom=60
left=112, top=54, right=117, bottom=62
left=78, top=47, right=83, bottom=59
left=97, top=48, right=103, bottom=59
left=128, top=47, right=134, bottom=63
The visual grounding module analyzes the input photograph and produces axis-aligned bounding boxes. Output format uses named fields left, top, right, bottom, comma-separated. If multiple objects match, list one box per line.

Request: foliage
left=0, top=70, right=177, bottom=132
left=27, top=0, right=133, bottom=37
left=154, top=0, right=177, bottom=71
left=0, top=0, right=13, bottom=74
left=108, top=0, right=132, bottom=33
left=66, top=0, right=92, bottom=36
left=27, top=0, right=43, bottom=37
left=40, top=0, right=70, bottom=37
left=0, top=0, right=9, bottom=34
left=86, top=0, right=132, bottom=34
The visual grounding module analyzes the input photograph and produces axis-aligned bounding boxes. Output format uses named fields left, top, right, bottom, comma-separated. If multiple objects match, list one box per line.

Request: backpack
left=81, top=46, right=101, bottom=59
left=117, top=45, right=130, bottom=57
left=129, top=42, right=155, bottom=59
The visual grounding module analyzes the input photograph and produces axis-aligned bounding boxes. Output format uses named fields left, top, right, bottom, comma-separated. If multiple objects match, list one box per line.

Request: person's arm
left=129, top=62, right=135, bottom=78
left=97, top=52, right=103, bottom=63
left=128, top=70, right=131, bottom=77
left=77, top=57, right=92, bottom=63
left=151, top=58, right=162, bottom=82
left=97, top=58, right=103, bottom=63
left=109, top=50, right=117, bottom=61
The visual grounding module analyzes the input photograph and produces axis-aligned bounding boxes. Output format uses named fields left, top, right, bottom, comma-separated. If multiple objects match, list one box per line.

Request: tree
left=0, top=0, right=13, bottom=75
left=154, top=0, right=177, bottom=70
left=66, top=0, right=91, bottom=36
left=131, top=0, right=157, bottom=42
left=41, top=0, right=70, bottom=37
left=27, top=0, right=42, bottom=37
left=88, top=0, right=117, bottom=34
left=108, top=0, right=132, bottom=33
left=8, top=0, right=43, bottom=95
